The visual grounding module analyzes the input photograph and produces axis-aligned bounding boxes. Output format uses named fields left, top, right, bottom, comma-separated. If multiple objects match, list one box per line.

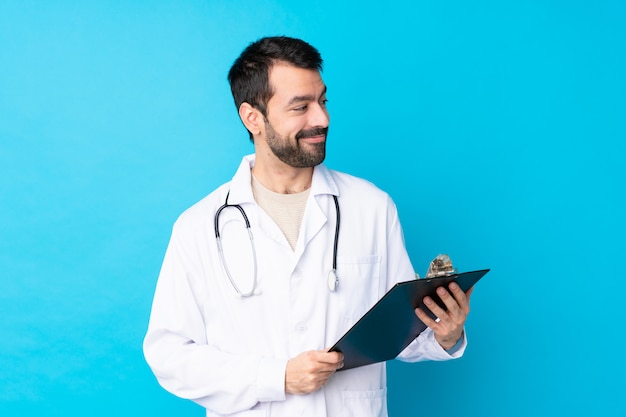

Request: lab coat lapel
left=294, top=164, right=339, bottom=260
left=227, top=155, right=341, bottom=261
left=228, top=154, right=298, bottom=249
left=226, top=154, right=256, bottom=205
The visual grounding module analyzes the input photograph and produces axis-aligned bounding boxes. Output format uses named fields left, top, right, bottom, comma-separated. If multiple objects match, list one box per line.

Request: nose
left=309, top=102, right=329, bottom=128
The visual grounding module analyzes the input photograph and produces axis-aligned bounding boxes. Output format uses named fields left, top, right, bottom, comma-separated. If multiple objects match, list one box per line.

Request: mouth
left=299, top=134, right=326, bottom=143
left=297, top=127, right=328, bottom=143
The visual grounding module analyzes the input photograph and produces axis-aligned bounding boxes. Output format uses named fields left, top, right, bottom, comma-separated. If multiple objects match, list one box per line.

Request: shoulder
left=171, top=182, right=231, bottom=234
left=173, top=154, right=254, bottom=230
left=328, top=169, right=393, bottom=206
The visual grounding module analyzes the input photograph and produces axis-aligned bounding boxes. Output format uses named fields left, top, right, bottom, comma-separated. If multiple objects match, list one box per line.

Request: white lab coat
left=144, top=155, right=465, bottom=417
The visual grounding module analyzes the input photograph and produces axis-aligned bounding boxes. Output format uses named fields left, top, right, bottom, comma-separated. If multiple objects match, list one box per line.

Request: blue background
left=1, top=1, right=624, bottom=415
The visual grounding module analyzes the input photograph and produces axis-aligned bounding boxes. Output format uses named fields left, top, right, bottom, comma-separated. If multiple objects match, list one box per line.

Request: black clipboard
left=329, top=269, right=490, bottom=370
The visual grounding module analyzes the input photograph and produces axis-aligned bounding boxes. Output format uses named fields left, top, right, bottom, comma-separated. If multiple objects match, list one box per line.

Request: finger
left=315, top=356, right=344, bottom=374
left=447, top=283, right=467, bottom=307
left=414, top=306, right=440, bottom=328
left=448, top=283, right=472, bottom=314
left=318, top=351, right=343, bottom=365
left=423, top=291, right=449, bottom=319
left=321, top=362, right=343, bottom=372
left=436, top=286, right=465, bottom=315
left=322, top=350, right=345, bottom=370
left=311, top=363, right=336, bottom=376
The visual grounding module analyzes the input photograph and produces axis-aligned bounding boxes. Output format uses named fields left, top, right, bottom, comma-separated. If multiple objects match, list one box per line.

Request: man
left=144, top=36, right=471, bottom=416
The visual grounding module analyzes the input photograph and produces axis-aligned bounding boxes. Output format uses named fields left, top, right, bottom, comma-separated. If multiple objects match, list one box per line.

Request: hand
left=285, top=350, right=344, bottom=395
left=415, top=283, right=473, bottom=350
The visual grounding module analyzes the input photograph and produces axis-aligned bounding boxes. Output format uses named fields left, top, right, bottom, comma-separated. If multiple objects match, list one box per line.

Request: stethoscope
left=214, top=192, right=340, bottom=297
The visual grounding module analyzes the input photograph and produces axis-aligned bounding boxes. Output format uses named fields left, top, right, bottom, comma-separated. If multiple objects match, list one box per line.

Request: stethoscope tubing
left=214, top=192, right=340, bottom=297
left=214, top=192, right=259, bottom=297
left=331, top=194, right=340, bottom=272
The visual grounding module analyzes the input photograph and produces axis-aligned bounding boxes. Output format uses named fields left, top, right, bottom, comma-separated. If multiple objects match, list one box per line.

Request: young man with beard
left=144, top=36, right=471, bottom=417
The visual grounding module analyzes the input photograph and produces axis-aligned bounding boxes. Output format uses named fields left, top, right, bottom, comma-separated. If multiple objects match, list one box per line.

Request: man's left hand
left=414, top=283, right=473, bottom=350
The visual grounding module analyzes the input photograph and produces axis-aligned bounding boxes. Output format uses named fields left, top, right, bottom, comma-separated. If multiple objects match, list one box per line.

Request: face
left=262, top=62, right=330, bottom=168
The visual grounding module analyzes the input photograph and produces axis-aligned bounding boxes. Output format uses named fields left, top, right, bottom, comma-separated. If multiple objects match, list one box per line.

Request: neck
left=252, top=151, right=313, bottom=194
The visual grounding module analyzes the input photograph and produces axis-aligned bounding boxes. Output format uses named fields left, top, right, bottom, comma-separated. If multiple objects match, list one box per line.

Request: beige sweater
left=251, top=175, right=310, bottom=250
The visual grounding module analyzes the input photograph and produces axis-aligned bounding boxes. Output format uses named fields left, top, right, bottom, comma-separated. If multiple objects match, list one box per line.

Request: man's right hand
left=285, top=350, right=344, bottom=394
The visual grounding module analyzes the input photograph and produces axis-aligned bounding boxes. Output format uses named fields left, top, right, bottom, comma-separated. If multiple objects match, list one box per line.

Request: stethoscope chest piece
left=328, top=269, right=339, bottom=292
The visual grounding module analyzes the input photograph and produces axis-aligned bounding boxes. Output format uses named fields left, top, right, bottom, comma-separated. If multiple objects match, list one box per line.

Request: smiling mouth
left=299, top=135, right=326, bottom=143
left=296, top=127, right=328, bottom=141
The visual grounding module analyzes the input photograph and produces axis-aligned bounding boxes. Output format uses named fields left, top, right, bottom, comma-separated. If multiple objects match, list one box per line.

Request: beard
left=264, top=120, right=328, bottom=168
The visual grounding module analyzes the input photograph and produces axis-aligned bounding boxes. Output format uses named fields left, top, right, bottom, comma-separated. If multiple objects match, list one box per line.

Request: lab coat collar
left=227, top=154, right=339, bottom=205
left=226, top=155, right=256, bottom=205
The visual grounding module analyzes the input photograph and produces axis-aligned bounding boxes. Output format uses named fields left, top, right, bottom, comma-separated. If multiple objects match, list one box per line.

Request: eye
left=293, top=104, right=308, bottom=112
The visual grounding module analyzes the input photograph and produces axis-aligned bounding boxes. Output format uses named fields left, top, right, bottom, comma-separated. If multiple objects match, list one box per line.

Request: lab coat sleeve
left=396, top=328, right=467, bottom=362
left=143, top=220, right=286, bottom=414
left=383, top=197, right=467, bottom=363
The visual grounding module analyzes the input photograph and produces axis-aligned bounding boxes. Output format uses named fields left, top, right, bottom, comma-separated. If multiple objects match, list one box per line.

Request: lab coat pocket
left=342, top=388, right=386, bottom=417
left=336, top=255, right=381, bottom=319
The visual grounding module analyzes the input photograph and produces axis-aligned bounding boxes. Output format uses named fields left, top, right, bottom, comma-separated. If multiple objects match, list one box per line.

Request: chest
left=196, top=199, right=386, bottom=357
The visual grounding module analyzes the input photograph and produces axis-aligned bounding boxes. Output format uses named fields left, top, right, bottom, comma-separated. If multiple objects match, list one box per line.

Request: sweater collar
left=227, top=154, right=339, bottom=205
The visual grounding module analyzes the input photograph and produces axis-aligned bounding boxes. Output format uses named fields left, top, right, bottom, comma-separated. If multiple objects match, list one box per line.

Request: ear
left=238, top=102, right=263, bottom=137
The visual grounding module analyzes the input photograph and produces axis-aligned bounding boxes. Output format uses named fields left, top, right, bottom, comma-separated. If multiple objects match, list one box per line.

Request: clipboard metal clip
left=424, top=254, right=458, bottom=278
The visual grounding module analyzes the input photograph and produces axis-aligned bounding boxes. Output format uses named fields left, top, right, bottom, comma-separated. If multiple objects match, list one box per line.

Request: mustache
left=296, top=127, right=328, bottom=140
